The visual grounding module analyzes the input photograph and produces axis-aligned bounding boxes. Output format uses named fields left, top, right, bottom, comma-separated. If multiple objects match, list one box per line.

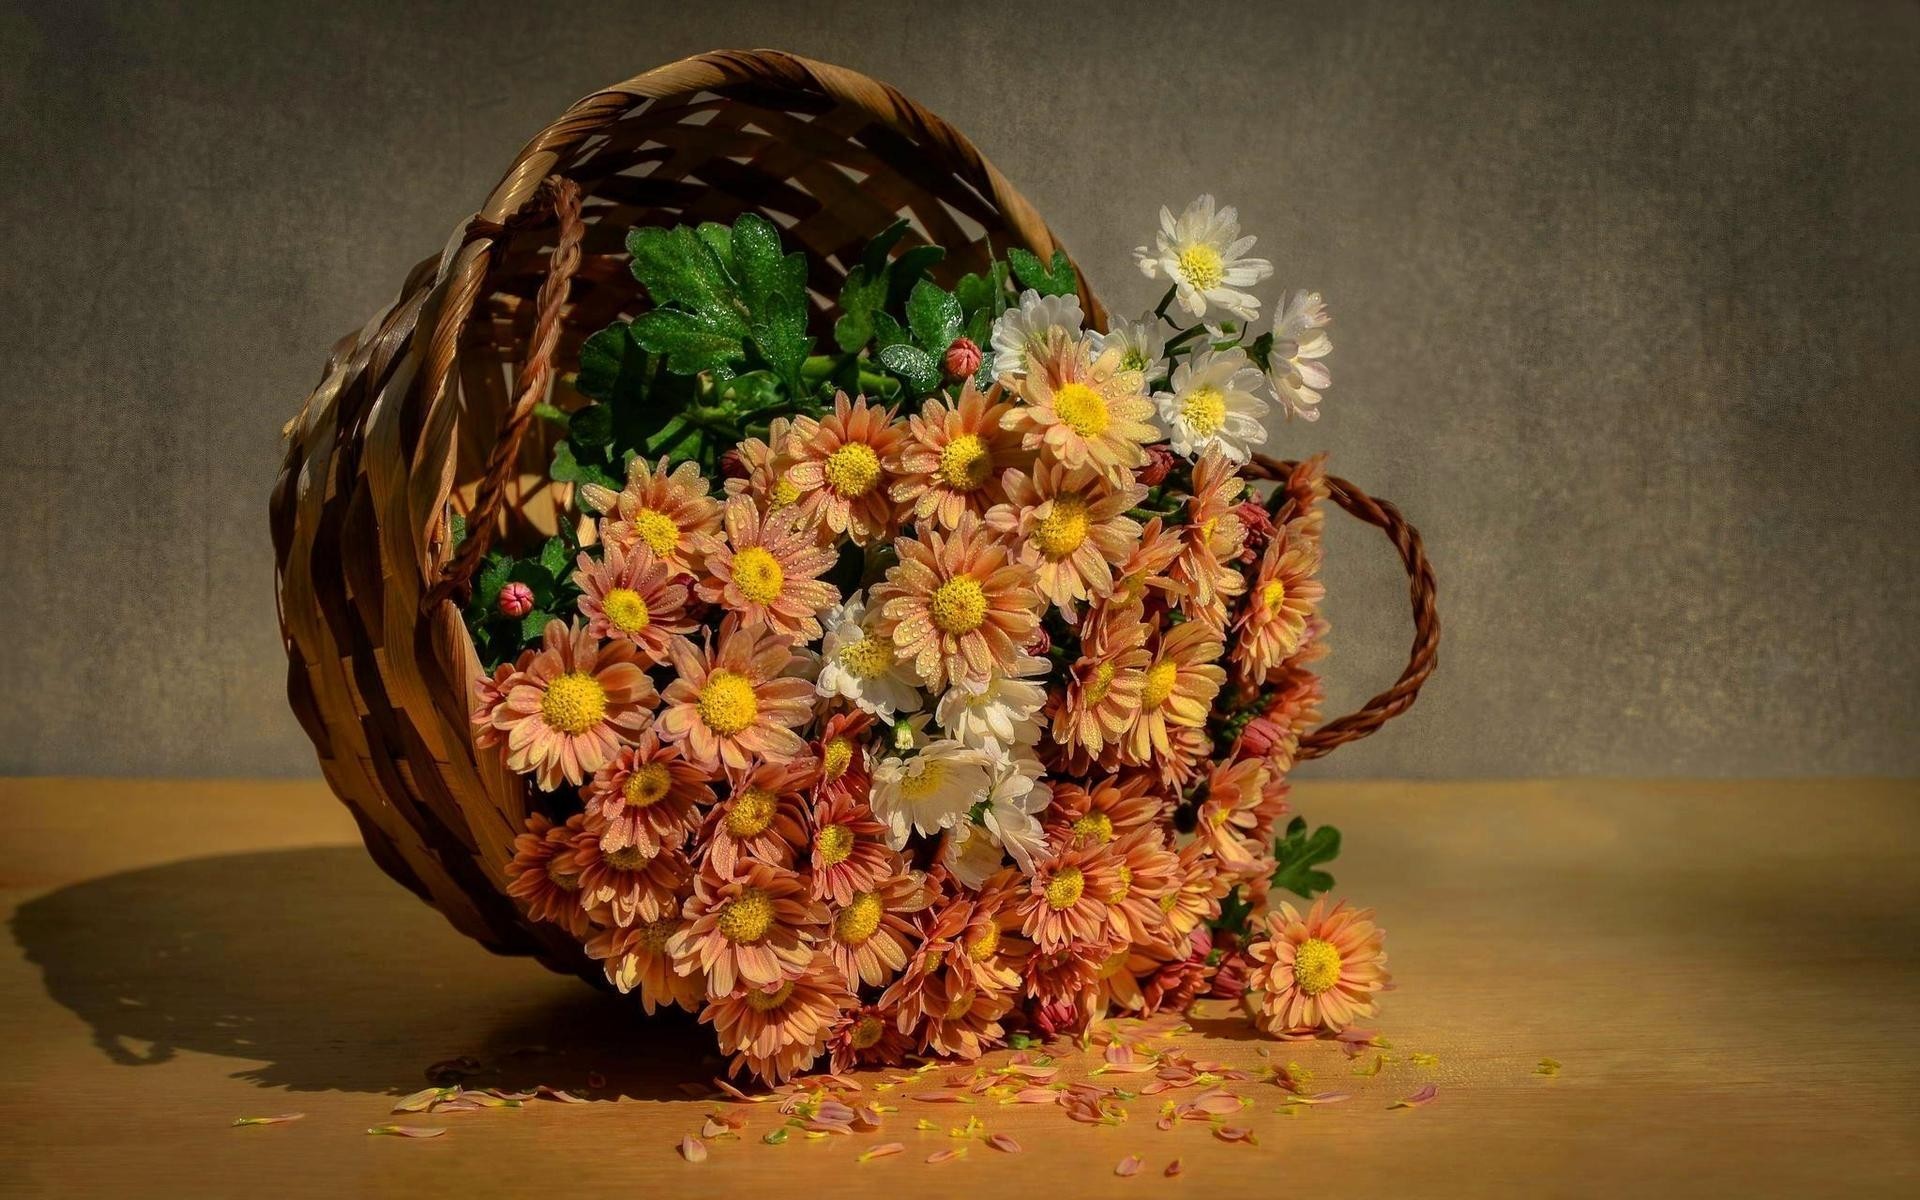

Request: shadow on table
left=9, top=847, right=715, bottom=1099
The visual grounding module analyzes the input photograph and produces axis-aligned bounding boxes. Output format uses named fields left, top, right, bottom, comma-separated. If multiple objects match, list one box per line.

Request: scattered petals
left=1115, top=1154, right=1144, bottom=1177
left=1536, top=1058, right=1563, bottom=1077
left=679, top=1135, right=708, bottom=1162
left=1165, top=1158, right=1183, bottom=1177
left=926, top=1147, right=967, bottom=1164
left=859, top=1142, right=905, bottom=1162
left=366, top=1125, right=446, bottom=1139
left=231, top=1114, right=304, bottom=1127
left=1390, top=1084, right=1440, bottom=1110
left=986, top=1133, right=1022, bottom=1154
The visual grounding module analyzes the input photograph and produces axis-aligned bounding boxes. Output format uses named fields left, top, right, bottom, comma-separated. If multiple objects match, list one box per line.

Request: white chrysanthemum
left=815, top=591, right=924, bottom=718
left=1134, top=195, right=1272, bottom=321
left=1089, top=311, right=1169, bottom=380
left=938, top=750, right=1052, bottom=886
left=1265, top=290, right=1332, bottom=421
left=1158, top=347, right=1270, bottom=464
left=868, top=740, right=992, bottom=849
left=990, top=288, right=1084, bottom=382
left=941, top=820, right=1008, bottom=889
left=934, top=654, right=1047, bottom=750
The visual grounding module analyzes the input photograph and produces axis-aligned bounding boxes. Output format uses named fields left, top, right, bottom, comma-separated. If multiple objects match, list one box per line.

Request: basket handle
left=1244, top=454, right=1440, bottom=761
left=427, top=175, right=584, bottom=609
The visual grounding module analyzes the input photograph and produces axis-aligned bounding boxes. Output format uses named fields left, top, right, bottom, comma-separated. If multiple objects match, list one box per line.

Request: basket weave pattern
left=270, top=50, right=1437, bottom=980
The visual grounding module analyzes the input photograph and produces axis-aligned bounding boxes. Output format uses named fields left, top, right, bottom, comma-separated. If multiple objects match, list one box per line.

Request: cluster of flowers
left=472, top=197, right=1390, bottom=1084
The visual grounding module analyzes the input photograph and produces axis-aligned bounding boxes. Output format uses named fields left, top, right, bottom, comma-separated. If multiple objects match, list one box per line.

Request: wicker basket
left=270, top=49, right=1439, bottom=984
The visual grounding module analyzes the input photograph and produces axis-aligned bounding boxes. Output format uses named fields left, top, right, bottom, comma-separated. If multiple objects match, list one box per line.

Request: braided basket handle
left=428, top=175, right=584, bottom=608
left=1244, top=453, right=1440, bottom=760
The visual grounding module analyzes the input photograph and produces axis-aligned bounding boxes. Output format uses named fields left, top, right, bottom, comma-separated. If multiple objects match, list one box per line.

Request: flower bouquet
left=465, top=191, right=1407, bottom=1084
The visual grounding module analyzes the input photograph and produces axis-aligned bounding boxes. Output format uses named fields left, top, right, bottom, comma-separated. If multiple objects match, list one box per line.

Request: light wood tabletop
left=2, top=777, right=1916, bottom=1198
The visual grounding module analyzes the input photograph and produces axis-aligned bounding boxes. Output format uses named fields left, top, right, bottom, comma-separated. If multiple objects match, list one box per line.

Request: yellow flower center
left=821, top=736, right=854, bottom=780
left=716, top=888, right=775, bottom=944
left=966, top=921, right=1001, bottom=962
left=835, top=891, right=886, bottom=945
left=770, top=476, right=801, bottom=508
left=1051, top=381, right=1111, bottom=438
left=1175, top=243, right=1225, bottom=290
left=850, top=1015, right=885, bottom=1050
left=1142, top=660, right=1180, bottom=708
left=1071, top=811, right=1114, bottom=843
left=1293, top=937, right=1343, bottom=996
left=898, top=760, right=948, bottom=801
left=731, top=546, right=786, bottom=606
left=815, top=822, right=855, bottom=866
left=922, top=949, right=945, bottom=973
left=1180, top=386, right=1228, bottom=438
left=623, top=762, right=672, bottom=808
left=1044, top=866, right=1085, bottom=910
left=1112, top=864, right=1133, bottom=903
left=1031, top=495, right=1091, bottom=559
left=937, top=433, right=993, bottom=491
left=539, top=672, right=608, bottom=735
left=724, top=786, right=779, bottom=838
left=1159, top=892, right=1180, bottom=914
left=544, top=858, right=581, bottom=891
left=1262, top=579, right=1288, bottom=611
left=930, top=576, right=988, bottom=634
left=635, top=918, right=676, bottom=953
left=696, top=670, right=759, bottom=736
left=1084, top=661, right=1117, bottom=704
left=836, top=634, right=895, bottom=680
left=602, top=587, right=651, bottom=633
left=745, top=980, right=796, bottom=1012
left=824, top=442, right=882, bottom=497
left=631, top=507, right=680, bottom=557
left=1120, top=347, right=1151, bottom=373
left=604, top=845, right=652, bottom=871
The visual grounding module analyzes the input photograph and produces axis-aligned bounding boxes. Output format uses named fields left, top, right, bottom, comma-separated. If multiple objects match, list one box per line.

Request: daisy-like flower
left=671, top=859, right=825, bottom=997
left=504, top=813, right=593, bottom=937
left=811, top=710, right=875, bottom=803
left=921, top=983, right=1014, bottom=1061
left=933, top=655, right=1048, bottom=752
left=724, top=416, right=805, bottom=518
left=469, top=661, right=520, bottom=751
left=815, top=590, right=924, bottom=719
left=1264, top=290, right=1333, bottom=422
left=1106, top=826, right=1181, bottom=949
left=807, top=790, right=899, bottom=905
left=572, top=830, right=691, bottom=929
left=868, top=739, right=993, bottom=849
left=1089, top=310, right=1169, bottom=379
left=986, top=460, right=1145, bottom=614
left=703, top=951, right=853, bottom=1084
left=784, top=393, right=905, bottom=545
left=1244, top=898, right=1390, bottom=1037
left=1234, top=517, right=1326, bottom=683
left=581, top=731, right=712, bottom=856
left=1158, top=347, right=1269, bottom=464
left=572, top=542, right=694, bottom=665
left=888, top=381, right=1028, bottom=529
left=1024, top=946, right=1109, bottom=1037
left=827, top=1002, right=917, bottom=1074
left=585, top=456, right=723, bottom=576
left=872, top=513, right=1041, bottom=693
left=656, top=619, right=814, bottom=774
left=1169, top=447, right=1250, bottom=628
left=989, top=288, right=1084, bottom=382
left=1049, top=604, right=1150, bottom=760
left=1133, top=194, right=1273, bottom=321
left=1018, top=836, right=1126, bottom=954
left=1163, top=840, right=1233, bottom=944
left=825, top=870, right=934, bottom=988
left=1122, top=619, right=1227, bottom=765
left=1109, top=515, right=1186, bottom=611
left=1049, top=773, right=1167, bottom=845
left=942, top=820, right=1012, bottom=891
left=702, top=759, right=814, bottom=876
left=487, top=620, right=658, bottom=791
left=696, top=495, right=839, bottom=642
left=1274, top=452, right=1331, bottom=536
left=1197, top=756, right=1271, bottom=874
left=586, top=917, right=705, bottom=1014
left=1002, top=332, right=1159, bottom=486
left=976, top=749, right=1052, bottom=875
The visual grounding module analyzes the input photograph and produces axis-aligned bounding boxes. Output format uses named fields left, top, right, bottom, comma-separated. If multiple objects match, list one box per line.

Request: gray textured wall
left=2, top=0, right=1916, bottom=778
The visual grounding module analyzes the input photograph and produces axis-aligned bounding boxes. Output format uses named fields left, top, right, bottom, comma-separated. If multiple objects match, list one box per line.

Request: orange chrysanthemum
left=827, top=1001, right=916, bottom=1074
left=571, top=824, right=692, bottom=928
left=1049, top=603, right=1150, bottom=760
left=1234, top=515, right=1325, bottom=684
left=670, top=859, right=824, bottom=997
left=1122, top=618, right=1227, bottom=765
left=486, top=620, right=658, bottom=790
left=696, top=494, right=840, bottom=641
left=724, top=416, right=805, bottom=520
left=871, top=513, right=1041, bottom=692
left=1048, top=773, right=1168, bottom=846
left=986, top=460, right=1145, bottom=614
left=581, top=731, right=711, bottom=856
left=1002, top=331, right=1159, bottom=485
left=807, top=790, right=900, bottom=906
left=586, top=456, right=723, bottom=576
left=1244, top=898, right=1391, bottom=1037
left=1018, top=836, right=1127, bottom=954
left=586, top=917, right=705, bottom=1014
left=703, top=951, right=853, bottom=1083
left=504, top=813, right=593, bottom=937
left=572, top=541, right=695, bottom=665
left=825, top=870, right=934, bottom=988
left=889, top=381, right=1028, bottom=529
left=1169, top=447, right=1250, bottom=629
left=701, top=758, right=814, bottom=876
left=656, top=619, right=814, bottom=774
left=785, top=393, right=906, bottom=545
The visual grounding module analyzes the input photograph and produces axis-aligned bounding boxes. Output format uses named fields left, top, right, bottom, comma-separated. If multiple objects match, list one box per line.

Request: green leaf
left=519, top=610, right=555, bottom=643
left=906, top=280, right=963, bottom=353
left=885, top=244, right=946, bottom=311
left=1007, top=247, right=1079, bottom=297
left=750, top=292, right=813, bottom=394
left=630, top=308, right=747, bottom=375
left=833, top=266, right=887, bottom=354
left=872, top=312, right=910, bottom=352
left=730, top=213, right=788, bottom=317
left=538, top=536, right=570, bottom=580
left=549, top=440, right=618, bottom=490
left=567, top=402, right=614, bottom=453
left=878, top=342, right=940, bottom=395
left=860, top=217, right=911, bottom=277
left=694, top=222, right=735, bottom=274
left=1269, top=817, right=1342, bottom=899
left=475, top=552, right=511, bottom=608
left=448, top=510, right=468, bottom=549
left=954, top=259, right=1010, bottom=313
left=625, top=226, right=748, bottom=334
left=575, top=323, right=649, bottom=404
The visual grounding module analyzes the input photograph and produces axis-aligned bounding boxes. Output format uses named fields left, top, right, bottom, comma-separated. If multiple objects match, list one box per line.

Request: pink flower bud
left=1136, top=444, right=1176, bottom=487
left=942, top=336, right=982, bottom=379
left=718, top=447, right=750, bottom=481
left=1235, top=500, right=1274, bottom=551
left=1023, top=624, right=1053, bottom=657
left=497, top=581, right=535, bottom=618
left=1208, top=950, right=1251, bottom=1000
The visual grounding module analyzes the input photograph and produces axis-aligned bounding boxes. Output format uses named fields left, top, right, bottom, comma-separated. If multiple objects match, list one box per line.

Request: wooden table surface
left=2, top=777, right=1916, bottom=1198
